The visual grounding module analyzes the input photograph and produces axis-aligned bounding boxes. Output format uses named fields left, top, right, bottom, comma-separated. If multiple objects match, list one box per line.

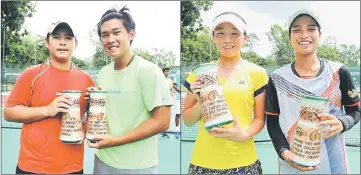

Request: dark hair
left=162, top=67, right=170, bottom=72
left=212, top=11, right=248, bottom=36
left=288, top=14, right=321, bottom=37
left=97, top=6, right=136, bottom=45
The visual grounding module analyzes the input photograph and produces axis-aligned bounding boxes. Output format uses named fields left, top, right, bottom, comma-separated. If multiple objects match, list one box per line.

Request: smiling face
left=45, top=28, right=77, bottom=63
left=213, top=22, right=247, bottom=58
left=290, top=15, right=321, bottom=57
left=100, top=18, right=135, bottom=59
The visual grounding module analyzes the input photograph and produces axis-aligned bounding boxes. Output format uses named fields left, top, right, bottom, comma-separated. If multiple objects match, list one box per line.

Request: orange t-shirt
left=6, top=63, right=94, bottom=174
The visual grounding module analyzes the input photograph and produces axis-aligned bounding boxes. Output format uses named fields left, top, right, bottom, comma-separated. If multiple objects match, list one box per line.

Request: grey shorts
left=93, top=155, right=158, bottom=174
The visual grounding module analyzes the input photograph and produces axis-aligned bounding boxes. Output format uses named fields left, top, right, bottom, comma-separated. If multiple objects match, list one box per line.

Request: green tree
left=182, top=29, right=263, bottom=68
left=181, top=1, right=213, bottom=37
left=88, top=28, right=111, bottom=69
left=265, top=24, right=360, bottom=68
left=181, top=1, right=213, bottom=68
left=242, top=32, right=268, bottom=67
left=134, top=48, right=176, bottom=67
left=243, top=51, right=267, bottom=67
left=265, top=55, right=276, bottom=67
left=317, top=46, right=341, bottom=63
left=1, top=1, right=36, bottom=64
left=71, top=56, right=87, bottom=69
left=339, top=44, right=360, bottom=66
left=5, top=35, right=47, bottom=68
left=266, top=24, right=295, bottom=67
left=133, top=48, right=154, bottom=62
left=244, top=33, right=260, bottom=52
left=151, top=48, right=177, bottom=68
left=35, top=37, right=49, bottom=64
left=166, top=50, right=177, bottom=67
left=181, top=27, right=218, bottom=68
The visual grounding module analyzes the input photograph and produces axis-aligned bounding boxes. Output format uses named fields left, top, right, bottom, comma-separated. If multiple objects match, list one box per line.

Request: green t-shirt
left=95, top=55, right=173, bottom=169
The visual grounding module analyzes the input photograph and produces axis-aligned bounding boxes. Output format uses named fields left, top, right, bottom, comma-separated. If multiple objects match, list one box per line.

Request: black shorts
left=188, top=159, right=262, bottom=174
left=16, top=165, right=83, bottom=174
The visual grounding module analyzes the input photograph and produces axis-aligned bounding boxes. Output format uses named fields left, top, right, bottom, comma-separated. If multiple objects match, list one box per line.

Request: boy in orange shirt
left=4, top=21, right=94, bottom=174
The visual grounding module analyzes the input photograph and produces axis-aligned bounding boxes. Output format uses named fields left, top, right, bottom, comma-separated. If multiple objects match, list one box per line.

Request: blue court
left=1, top=117, right=180, bottom=174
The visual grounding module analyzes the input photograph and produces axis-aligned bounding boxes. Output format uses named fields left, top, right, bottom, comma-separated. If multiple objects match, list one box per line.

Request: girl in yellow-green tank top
left=182, top=11, right=268, bottom=174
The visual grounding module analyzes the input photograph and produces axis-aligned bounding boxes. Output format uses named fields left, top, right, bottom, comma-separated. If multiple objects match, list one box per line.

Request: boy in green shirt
left=86, top=6, right=173, bottom=174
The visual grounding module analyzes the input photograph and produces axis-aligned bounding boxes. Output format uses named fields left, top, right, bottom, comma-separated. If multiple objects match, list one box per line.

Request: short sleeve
left=95, top=65, right=109, bottom=88
left=173, top=77, right=178, bottom=86
left=265, top=75, right=281, bottom=115
left=182, top=71, right=197, bottom=92
left=6, top=66, right=37, bottom=107
left=172, top=73, right=176, bottom=84
left=87, top=75, right=95, bottom=88
left=253, top=68, right=268, bottom=97
left=339, top=65, right=360, bottom=107
left=140, top=64, right=173, bottom=112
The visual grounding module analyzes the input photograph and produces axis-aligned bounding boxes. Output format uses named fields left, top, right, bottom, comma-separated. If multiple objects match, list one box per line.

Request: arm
left=244, top=68, right=269, bottom=137
left=173, top=83, right=181, bottom=93
left=181, top=91, right=202, bottom=126
left=5, top=94, right=80, bottom=124
left=4, top=67, right=44, bottom=123
left=318, top=66, right=361, bottom=137
left=95, top=64, right=172, bottom=148
left=5, top=96, right=72, bottom=124
left=4, top=66, right=71, bottom=123
left=270, top=112, right=318, bottom=171
left=4, top=105, right=49, bottom=123
left=264, top=76, right=289, bottom=158
left=172, top=73, right=181, bottom=93
left=338, top=66, right=360, bottom=132
left=110, top=106, right=170, bottom=146
left=266, top=75, right=318, bottom=171
left=208, top=68, right=268, bottom=142
left=267, top=114, right=290, bottom=159
left=181, top=73, right=202, bottom=126
left=339, top=106, right=360, bottom=133
left=245, top=87, right=266, bottom=138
